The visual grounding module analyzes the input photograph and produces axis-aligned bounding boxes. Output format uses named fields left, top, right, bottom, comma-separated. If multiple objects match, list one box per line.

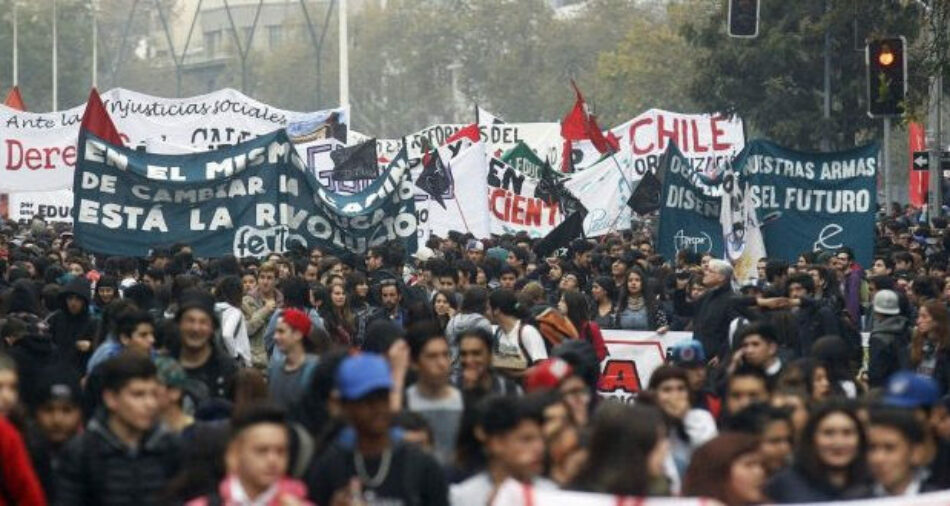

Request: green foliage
left=679, top=0, right=923, bottom=149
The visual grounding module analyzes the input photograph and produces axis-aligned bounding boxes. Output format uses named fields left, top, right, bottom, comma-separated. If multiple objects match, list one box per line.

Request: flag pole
left=12, top=1, right=18, bottom=86
left=52, top=0, right=58, bottom=110
left=338, top=0, right=349, bottom=107
left=91, top=0, right=98, bottom=88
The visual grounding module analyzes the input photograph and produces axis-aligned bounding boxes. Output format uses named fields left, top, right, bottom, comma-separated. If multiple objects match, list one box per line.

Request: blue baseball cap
left=668, top=340, right=706, bottom=367
left=337, top=354, right=393, bottom=401
left=882, top=371, right=939, bottom=408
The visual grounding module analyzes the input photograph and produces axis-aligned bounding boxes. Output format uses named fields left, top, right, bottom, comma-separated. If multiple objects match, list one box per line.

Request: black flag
left=534, top=206, right=588, bottom=259
left=415, top=147, right=451, bottom=209
left=330, top=139, right=379, bottom=181
left=627, top=169, right=663, bottom=215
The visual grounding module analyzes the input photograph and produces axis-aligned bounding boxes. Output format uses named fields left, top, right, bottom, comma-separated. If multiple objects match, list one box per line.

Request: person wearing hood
left=46, top=277, right=98, bottom=375
left=868, top=290, right=913, bottom=388
left=90, top=275, right=118, bottom=317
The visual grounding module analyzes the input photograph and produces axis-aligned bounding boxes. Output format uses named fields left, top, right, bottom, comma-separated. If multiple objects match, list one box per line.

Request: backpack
left=530, top=307, right=578, bottom=352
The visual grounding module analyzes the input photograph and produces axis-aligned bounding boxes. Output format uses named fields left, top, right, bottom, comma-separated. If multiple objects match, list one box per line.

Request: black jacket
left=766, top=466, right=869, bottom=504
left=867, top=315, right=912, bottom=388
left=54, top=415, right=181, bottom=506
left=46, top=278, right=98, bottom=373
left=794, top=298, right=841, bottom=358
left=674, top=284, right=756, bottom=361
left=8, top=335, right=61, bottom=408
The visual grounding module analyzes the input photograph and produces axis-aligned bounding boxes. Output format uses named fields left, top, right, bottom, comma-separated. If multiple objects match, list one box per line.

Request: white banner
left=492, top=479, right=950, bottom=506
left=8, top=190, right=73, bottom=223
left=598, top=330, right=694, bottom=403
left=378, top=122, right=562, bottom=168
left=488, top=157, right=561, bottom=238
left=492, top=480, right=709, bottom=506
left=0, top=88, right=348, bottom=192
left=416, top=142, right=492, bottom=241
left=564, top=153, right=636, bottom=238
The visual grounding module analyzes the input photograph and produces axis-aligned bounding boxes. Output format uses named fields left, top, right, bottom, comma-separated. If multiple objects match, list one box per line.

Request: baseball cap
left=524, top=358, right=574, bottom=393
left=667, top=340, right=706, bottom=367
left=882, top=371, right=939, bottom=408
left=466, top=239, right=484, bottom=252
left=337, top=354, right=393, bottom=401
left=33, top=369, right=81, bottom=407
left=872, top=290, right=900, bottom=316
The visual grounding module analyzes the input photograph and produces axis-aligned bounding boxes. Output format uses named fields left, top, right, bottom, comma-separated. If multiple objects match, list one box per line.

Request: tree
left=679, top=0, right=922, bottom=150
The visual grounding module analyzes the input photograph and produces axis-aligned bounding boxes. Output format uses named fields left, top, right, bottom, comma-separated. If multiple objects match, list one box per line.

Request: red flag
left=560, top=81, right=612, bottom=153
left=909, top=122, right=927, bottom=207
left=3, top=86, right=26, bottom=111
left=79, top=88, right=123, bottom=146
left=445, top=123, right=481, bottom=145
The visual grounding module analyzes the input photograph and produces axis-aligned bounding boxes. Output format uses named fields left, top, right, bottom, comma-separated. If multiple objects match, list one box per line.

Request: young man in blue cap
left=305, top=353, right=448, bottom=506
left=880, top=371, right=950, bottom=490
left=668, top=340, right=721, bottom=419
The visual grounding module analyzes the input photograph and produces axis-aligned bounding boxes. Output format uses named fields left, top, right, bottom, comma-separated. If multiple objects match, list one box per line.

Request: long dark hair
left=614, top=267, right=661, bottom=329
left=913, top=299, right=950, bottom=365
left=570, top=403, right=664, bottom=496
left=561, top=291, right=589, bottom=331
left=794, top=402, right=867, bottom=490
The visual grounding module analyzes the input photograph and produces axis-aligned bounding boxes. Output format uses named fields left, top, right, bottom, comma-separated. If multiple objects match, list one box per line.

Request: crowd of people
left=0, top=207, right=948, bottom=505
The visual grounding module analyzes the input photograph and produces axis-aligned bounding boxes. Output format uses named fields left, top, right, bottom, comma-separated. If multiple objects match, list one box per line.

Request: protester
left=450, top=395, right=552, bottom=506
left=766, top=402, right=869, bottom=503
left=683, top=433, right=768, bottom=506
left=186, top=404, right=312, bottom=505
left=304, top=354, right=448, bottom=506
left=56, top=352, right=181, bottom=505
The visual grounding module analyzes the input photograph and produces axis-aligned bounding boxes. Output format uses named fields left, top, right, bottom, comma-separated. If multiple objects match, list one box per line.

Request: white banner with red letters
left=598, top=330, right=693, bottom=402
left=0, top=88, right=348, bottom=192
left=492, top=478, right=950, bottom=506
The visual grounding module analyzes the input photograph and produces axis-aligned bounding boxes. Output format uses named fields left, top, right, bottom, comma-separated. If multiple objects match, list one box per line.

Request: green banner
left=73, top=129, right=417, bottom=258
left=657, top=143, right=724, bottom=261
left=733, top=140, right=879, bottom=266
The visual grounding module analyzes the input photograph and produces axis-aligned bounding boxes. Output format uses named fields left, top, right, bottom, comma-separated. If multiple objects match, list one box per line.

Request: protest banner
left=72, top=129, right=416, bottom=258
left=563, top=152, right=636, bottom=237
left=492, top=479, right=709, bottom=506
left=8, top=190, right=73, bottom=223
left=598, top=330, right=693, bottom=403
left=570, top=109, right=745, bottom=174
left=491, top=478, right=950, bottom=506
left=655, top=143, right=724, bottom=261
left=487, top=157, right=562, bottom=237
left=378, top=122, right=562, bottom=169
left=0, top=88, right=347, bottom=192
left=414, top=142, right=492, bottom=242
left=733, top=140, right=879, bottom=266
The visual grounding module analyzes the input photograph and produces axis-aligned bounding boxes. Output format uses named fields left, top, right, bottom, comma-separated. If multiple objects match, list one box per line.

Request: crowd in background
left=0, top=204, right=948, bottom=505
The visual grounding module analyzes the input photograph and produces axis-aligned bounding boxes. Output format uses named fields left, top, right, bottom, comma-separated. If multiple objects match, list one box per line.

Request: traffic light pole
left=929, top=73, right=943, bottom=219
left=884, top=117, right=891, bottom=206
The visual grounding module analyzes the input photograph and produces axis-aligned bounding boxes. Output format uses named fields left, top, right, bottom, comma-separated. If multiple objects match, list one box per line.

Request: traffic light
left=866, top=37, right=907, bottom=117
left=728, top=0, right=760, bottom=38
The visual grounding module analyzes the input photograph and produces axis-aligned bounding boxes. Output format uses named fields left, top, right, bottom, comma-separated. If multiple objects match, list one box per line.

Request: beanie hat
left=281, top=308, right=312, bottom=337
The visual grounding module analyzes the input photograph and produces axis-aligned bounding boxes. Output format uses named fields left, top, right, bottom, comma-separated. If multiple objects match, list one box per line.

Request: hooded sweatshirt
left=46, top=277, right=97, bottom=374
